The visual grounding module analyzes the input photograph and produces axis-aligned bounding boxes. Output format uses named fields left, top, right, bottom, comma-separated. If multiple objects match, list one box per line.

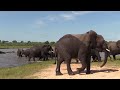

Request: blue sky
left=0, top=11, right=120, bottom=42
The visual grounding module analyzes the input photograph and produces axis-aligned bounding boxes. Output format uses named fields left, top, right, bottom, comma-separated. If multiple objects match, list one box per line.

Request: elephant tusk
left=106, top=49, right=110, bottom=52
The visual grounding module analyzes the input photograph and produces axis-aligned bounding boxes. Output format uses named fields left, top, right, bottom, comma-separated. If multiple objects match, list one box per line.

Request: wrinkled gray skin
left=28, top=45, right=53, bottom=61
left=54, top=49, right=101, bottom=64
left=22, top=49, right=30, bottom=57
left=94, top=35, right=110, bottom=67
left=116, top=40, right=120, bottom=48
left=107, top=41, right=120, bottom=60
left=55, top=30, right=98, bottom=75
left=55, top=34, right=109, bottom=67
left=17, top=48, right=23, bottom=57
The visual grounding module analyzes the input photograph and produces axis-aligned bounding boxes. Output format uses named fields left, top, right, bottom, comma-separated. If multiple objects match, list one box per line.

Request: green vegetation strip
left=0, top=60, right=54, bottom=79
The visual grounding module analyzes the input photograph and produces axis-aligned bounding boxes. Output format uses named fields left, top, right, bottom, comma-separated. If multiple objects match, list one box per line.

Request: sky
left=0, top=11, right=120, bottom=42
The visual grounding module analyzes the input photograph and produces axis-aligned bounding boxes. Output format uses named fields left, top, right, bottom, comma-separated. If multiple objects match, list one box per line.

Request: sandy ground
left=29, top=62, right=120, bottom=79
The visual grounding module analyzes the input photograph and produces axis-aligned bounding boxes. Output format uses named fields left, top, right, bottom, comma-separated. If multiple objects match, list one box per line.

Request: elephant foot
left=68, top=71, right=75, bottom=75
left=98, top=61, right=102, bottom=62
left=76, top=68, right=84, bottom=74
left=86, top=71, right=92, bottom=74
left=56, top=71, right=63, bottom=75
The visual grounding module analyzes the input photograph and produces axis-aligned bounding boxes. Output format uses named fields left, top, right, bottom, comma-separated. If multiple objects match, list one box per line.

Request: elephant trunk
left=100, top=49, right=109, bottom=67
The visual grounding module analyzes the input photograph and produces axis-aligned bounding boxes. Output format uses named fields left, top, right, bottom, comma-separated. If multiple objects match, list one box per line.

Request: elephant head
left=96, top=35, right=110, bottom=67
left=73, top=30, right=97, bottom=50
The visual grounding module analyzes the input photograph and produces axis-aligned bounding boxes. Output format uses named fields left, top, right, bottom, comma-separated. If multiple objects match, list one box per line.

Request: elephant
left=54, top=49, right=101, bottom=64
left=22, top=49, right=30, bottom=57
left=17, top=48, right=23, bottom=57
left=55, top=30, right=99, bottom=75
left=116, top=40, right=120, bottom=48
left=94, top=35, right=110, bottom=67
left=0, top=51, right=6, bottom=54
left=28, top=44, right=53, bottom=61
left=91, top=49, right=101, bottom=62
left=107, top=41, right=120, bottom=60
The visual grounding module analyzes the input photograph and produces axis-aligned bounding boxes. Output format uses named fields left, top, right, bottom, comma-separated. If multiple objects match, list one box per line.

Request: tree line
left=0, top=40, right=56, bottom=47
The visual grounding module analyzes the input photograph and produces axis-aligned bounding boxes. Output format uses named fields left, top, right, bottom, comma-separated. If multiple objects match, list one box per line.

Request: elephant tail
left=54, top=48, right=58, bottom=64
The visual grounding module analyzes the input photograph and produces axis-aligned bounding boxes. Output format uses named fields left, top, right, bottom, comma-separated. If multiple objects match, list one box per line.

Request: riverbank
left=0, top=60, right=54, bottom=79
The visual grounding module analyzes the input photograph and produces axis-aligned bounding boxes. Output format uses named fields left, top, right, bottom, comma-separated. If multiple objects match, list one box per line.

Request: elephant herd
left=17, top=44, right=54, bottom=61
left=16, top=30, right=120, bottom=76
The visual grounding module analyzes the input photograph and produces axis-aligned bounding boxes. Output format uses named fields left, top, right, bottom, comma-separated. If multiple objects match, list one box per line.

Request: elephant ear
left=116, top=40, right=120, bottom=48
left=88, top=30, right=97, bottom=49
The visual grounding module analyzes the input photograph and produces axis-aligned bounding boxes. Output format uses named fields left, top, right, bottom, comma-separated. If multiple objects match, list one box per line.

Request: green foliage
left=0, top=40, right=56, bottom=48
left=12, top=40, right=17, bottom=43
left=44, top=41, right=49, bottom=44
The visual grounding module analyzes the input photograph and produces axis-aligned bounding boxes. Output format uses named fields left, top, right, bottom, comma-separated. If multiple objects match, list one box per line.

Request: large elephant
left=107, top=41, right=120, bottom=60
left=55, top=30, right=99, bottom=75
left=54, top=49, right=101, bottom=64
left=28, top=44, right=53, bottom=61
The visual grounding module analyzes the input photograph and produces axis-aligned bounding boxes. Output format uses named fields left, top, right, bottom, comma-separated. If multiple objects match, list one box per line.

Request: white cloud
left=71, top=11, right=95, bottom=15
left=33, top=20, right=46, bottom=29
left=47, top=16, right=58, bottom=21
left=60, top=14, right=75, bottom=20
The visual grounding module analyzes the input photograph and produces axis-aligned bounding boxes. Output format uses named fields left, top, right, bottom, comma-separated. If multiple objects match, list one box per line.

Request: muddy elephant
left=107, top=41, right=120, bottom=60
left=17, top=48, right=23, bottom=57
left=55, top=30, right=99, bottom=75
left=0, top=51, right=6, bottom=54
left=28, top=44, right=53, bottom=61
left=22, top=49, right=30, bottom=57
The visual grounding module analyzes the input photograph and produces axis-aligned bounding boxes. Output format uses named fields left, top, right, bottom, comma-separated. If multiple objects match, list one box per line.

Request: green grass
left=0, top=46, right=33, bottom=49
left=91, top=56, right=120, bottom=68
left=0, top=60, right=54, bottom=79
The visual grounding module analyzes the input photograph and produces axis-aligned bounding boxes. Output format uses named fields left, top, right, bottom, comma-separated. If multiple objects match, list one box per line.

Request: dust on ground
left=29, top=63, right=120, bottom=79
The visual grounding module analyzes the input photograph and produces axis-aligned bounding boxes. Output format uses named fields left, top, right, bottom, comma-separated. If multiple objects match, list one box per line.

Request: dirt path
left=30, top=63, right=120, bottom=79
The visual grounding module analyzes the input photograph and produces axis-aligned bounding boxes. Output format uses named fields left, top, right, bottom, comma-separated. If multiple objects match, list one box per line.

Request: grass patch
left=0, top=60, right=54, bottom=79
left=91, top=57, right=120, bottom=68
left=0, top=46, right=32, bottom=49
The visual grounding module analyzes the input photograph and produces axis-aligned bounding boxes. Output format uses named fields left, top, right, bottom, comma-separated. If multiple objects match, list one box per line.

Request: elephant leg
left=54, top=59, right=56, bottom=64
left=86, top=59, right=90, bottom=74
left=56, top=55, right=64, bottom=75
left=92, top=56, right=97, bottom=62
left=28, top=56, right=31, bottom=61
left=66, top=58, right=75, bottom=75
left=86, top=56, right=91, bottom=74
left=77, top=58, right=86, bottom=74
left=113, top=55, right=116, bottom=60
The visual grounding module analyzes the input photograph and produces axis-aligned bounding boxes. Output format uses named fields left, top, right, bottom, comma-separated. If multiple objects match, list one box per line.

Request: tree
left=44, top=41, right=49, bottom=44
left=12, top=40, right=17, bottom=43
left=20, top=41, right=24, bottom=43
left=50, top=41, right=55, bottom=45
left=2, top=40, right=9, bottom=44
left=27, top=41, right=31, bottom=43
